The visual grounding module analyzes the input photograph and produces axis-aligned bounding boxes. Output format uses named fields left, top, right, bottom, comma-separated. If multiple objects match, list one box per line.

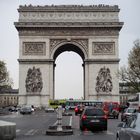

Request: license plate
left=90, top=120, right=100, bottom=122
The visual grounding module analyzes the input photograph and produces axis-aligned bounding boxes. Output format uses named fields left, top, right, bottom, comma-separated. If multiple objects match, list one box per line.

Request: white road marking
left=25, top=129, right=38, bottom=136
left=16, top=129, right=21, bottom=133
left=53, top=120, right=58, bottom=126
left=106, top=130, right=114, bottom=135
left=69, top=116, right=72, bottom=126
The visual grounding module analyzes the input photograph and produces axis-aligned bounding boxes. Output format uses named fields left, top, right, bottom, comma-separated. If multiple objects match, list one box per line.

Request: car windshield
left=127, top=109, right=136, bottom=113
left=84, top=108, right=105, bottom=116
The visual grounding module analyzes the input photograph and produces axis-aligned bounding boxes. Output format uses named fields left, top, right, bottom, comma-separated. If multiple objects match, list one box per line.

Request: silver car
left=45, top=107, right=55, bottom=112
left=116, top=113, right=140, bottom=140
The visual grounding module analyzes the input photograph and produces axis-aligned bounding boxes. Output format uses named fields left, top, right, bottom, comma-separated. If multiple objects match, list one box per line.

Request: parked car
left=0, top=107, right=9, bottom=115
left=74, top=105, right=84, bottom=116
left=121, top=108, right=137, bottom=122
left=45, top=107, right=55, bottom=113
left=7, top=106, right=17, bottom=112
left=116, top=113, right=140, bottom=140
left=20, top=106, right=32, bottom=114
left=79, top=106, right=108, bottom=131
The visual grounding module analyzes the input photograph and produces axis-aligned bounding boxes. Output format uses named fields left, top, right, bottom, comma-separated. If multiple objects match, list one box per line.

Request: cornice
left=18, top=59, right=54, bottom=64
left=84, top=58, right=120, bottom=64
left=18, top=5, right=120, bottom=12
left=14, top=22, right=123, bottom=29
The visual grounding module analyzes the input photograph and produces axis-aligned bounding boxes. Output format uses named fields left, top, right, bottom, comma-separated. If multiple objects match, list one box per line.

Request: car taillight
left=103, top=115, right=108, bottom=119
left=75, top=107, right=78, bottom=112
left=82, top=115, right=87, bottom=120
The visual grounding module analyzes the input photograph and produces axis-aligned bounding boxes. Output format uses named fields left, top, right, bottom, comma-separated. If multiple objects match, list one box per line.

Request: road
left=0, top=110, right=121, bottom=140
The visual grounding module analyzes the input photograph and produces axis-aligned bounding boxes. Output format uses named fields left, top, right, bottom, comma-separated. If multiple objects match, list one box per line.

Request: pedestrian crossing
left=0, top=112, right=54, bottom=119
left=16, top=128, right=45, bottom=136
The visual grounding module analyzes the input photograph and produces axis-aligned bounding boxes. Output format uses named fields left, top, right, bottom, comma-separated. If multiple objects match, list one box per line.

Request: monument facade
left=15, top=5, right=123, bottom=107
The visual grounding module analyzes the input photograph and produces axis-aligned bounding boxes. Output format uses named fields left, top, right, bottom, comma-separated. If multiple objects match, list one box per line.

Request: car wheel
left=103, top=126, right=107, bottom=131
left=80, top=126, right=84, bottom=131
left=116, top=136, right=120, bottom=140
left=80, top=123, right=84, bottom=131
left=116, top=133, right=120, bottom=140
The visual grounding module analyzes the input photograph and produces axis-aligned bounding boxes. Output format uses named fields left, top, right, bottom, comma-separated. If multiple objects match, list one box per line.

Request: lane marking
left=69, top=116, right=72, bottom=126
left=106, top=130, right=114, bottom=135
left=53, top=120, right=58, bottom=126
left=16, top=129, right=21, bottom=133
left=25, top=129, right=34, bottom=135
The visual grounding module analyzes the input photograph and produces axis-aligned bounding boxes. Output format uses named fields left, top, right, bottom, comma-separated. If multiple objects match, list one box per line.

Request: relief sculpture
left=25, top=67, right=43, bottom=93
left=95, top=66, right=113, bottom=94
left=93, top=42, right=115, bottom=55
left=23, top=42, right=46, bottom=55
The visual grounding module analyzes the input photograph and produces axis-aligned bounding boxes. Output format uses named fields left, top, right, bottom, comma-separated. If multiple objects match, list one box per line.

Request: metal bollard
left=56, top=106, right=63, bottom=131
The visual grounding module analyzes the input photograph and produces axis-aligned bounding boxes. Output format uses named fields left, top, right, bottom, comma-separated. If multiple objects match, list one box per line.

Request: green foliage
left=0, top=60, right=13, bottom=91
left=119, top=39, right=140, bottom=93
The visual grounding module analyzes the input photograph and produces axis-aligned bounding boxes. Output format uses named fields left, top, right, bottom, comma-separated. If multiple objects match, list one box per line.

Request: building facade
left=0, top=89, right=18, bottom=107
left=15, top=5, right=123, bottom=107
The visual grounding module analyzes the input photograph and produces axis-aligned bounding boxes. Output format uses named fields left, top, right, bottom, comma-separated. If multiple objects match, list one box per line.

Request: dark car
left=75, top=105, right=84, bottom=115
left=7, top=106, right=17, bottom=112
left=116, top=113, right=140, bottom=140
left=121, top=108, right=137, bottom=122
left=0, top=108, right=9, bottom=115
left=20, top=106, right=32, bottom=115
left=79, top=107, right=108, bottom=131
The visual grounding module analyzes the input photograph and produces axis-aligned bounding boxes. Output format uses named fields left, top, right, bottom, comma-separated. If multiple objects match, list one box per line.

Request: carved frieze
left=92, top=42, right=115, bottom=55
left=50, top=39, right=88, bottom=54
left=23, top=42, right=46, bottom=55
left=95, top=66, right=113, bottom=94
left=25, top=66, right=43, bottom=93
left=19, top=12, right=118, bottom=22
left=19, top=28, right=119, bottom=36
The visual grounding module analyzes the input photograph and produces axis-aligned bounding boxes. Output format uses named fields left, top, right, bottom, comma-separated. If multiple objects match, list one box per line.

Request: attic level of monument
left=18, top=5, right=120, bottom=12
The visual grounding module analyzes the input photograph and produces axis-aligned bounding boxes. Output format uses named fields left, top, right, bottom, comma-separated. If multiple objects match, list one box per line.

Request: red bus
left=103, top=102, right=120, bottom=119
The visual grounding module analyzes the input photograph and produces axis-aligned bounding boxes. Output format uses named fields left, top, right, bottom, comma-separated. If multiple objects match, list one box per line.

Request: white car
left=45, top=107, right=55, bottom=112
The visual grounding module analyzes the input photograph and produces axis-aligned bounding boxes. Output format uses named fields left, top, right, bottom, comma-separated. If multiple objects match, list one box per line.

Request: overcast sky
left=0, top=0, right=140, bottom=99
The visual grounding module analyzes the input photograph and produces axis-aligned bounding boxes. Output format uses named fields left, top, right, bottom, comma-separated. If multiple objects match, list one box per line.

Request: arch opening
left=53, top=43, right=85, bottom=61
left=53, top=43, right=85, bottom=100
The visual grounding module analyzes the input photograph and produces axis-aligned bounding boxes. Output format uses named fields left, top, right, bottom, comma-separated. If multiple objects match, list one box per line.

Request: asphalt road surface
left=0, top=110, right=121, bottom=140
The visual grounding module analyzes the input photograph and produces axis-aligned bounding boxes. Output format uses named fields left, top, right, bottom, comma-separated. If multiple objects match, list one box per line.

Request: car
left=121, top=108, right=137, bottom=122
left=45, top=107, right=55, bottom=112
left=74, top=105, right=84, bottom=115
left=116, top=113, right=140, bottom=140
left=20, top=106, right=32, bottom=114
left=0, top=108, right=9, bottom=115
left=79, top=106, right=108, bottom=131
left=7, top=106, right=17, bottom=112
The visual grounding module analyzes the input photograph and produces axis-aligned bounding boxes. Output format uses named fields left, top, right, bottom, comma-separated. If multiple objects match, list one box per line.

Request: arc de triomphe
left=15, top=5, right=123, bottom=107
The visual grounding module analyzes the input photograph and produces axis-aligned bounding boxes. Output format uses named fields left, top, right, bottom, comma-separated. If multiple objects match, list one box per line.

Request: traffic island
left=46, top=106, right=73, bottom=135
left=0, top=120, right=16, bottom=140
left=46, top=125, right=73, bottom=135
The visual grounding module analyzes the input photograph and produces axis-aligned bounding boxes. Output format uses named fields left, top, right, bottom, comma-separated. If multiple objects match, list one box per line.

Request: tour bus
left=65, top=99, right=103, bottom=110
left=49, top=99, right=66, bottom=109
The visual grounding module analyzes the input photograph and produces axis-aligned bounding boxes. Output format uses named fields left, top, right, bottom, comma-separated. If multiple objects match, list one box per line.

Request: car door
left=129, top=117, right=140, bottom=140
left=119, top=117, right=135, bottom=140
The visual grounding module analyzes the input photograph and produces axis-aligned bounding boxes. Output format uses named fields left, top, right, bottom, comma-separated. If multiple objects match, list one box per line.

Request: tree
left=119, top=39, right=140, bottom=93
left=0, top=60, right=13, bottom=91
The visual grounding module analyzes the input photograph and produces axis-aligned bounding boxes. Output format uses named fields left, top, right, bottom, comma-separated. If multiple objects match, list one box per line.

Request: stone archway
left=15, top=5, right=123, bottom=107
left=50, top=40, right=88, bottom=99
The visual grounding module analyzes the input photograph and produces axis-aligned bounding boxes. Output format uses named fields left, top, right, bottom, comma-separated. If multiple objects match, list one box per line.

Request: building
left=0, top=89, right=19, bottom=107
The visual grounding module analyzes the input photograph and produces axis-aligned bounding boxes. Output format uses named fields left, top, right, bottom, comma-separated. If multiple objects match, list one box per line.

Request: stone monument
left=14, top=5, right=123, bottom=107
